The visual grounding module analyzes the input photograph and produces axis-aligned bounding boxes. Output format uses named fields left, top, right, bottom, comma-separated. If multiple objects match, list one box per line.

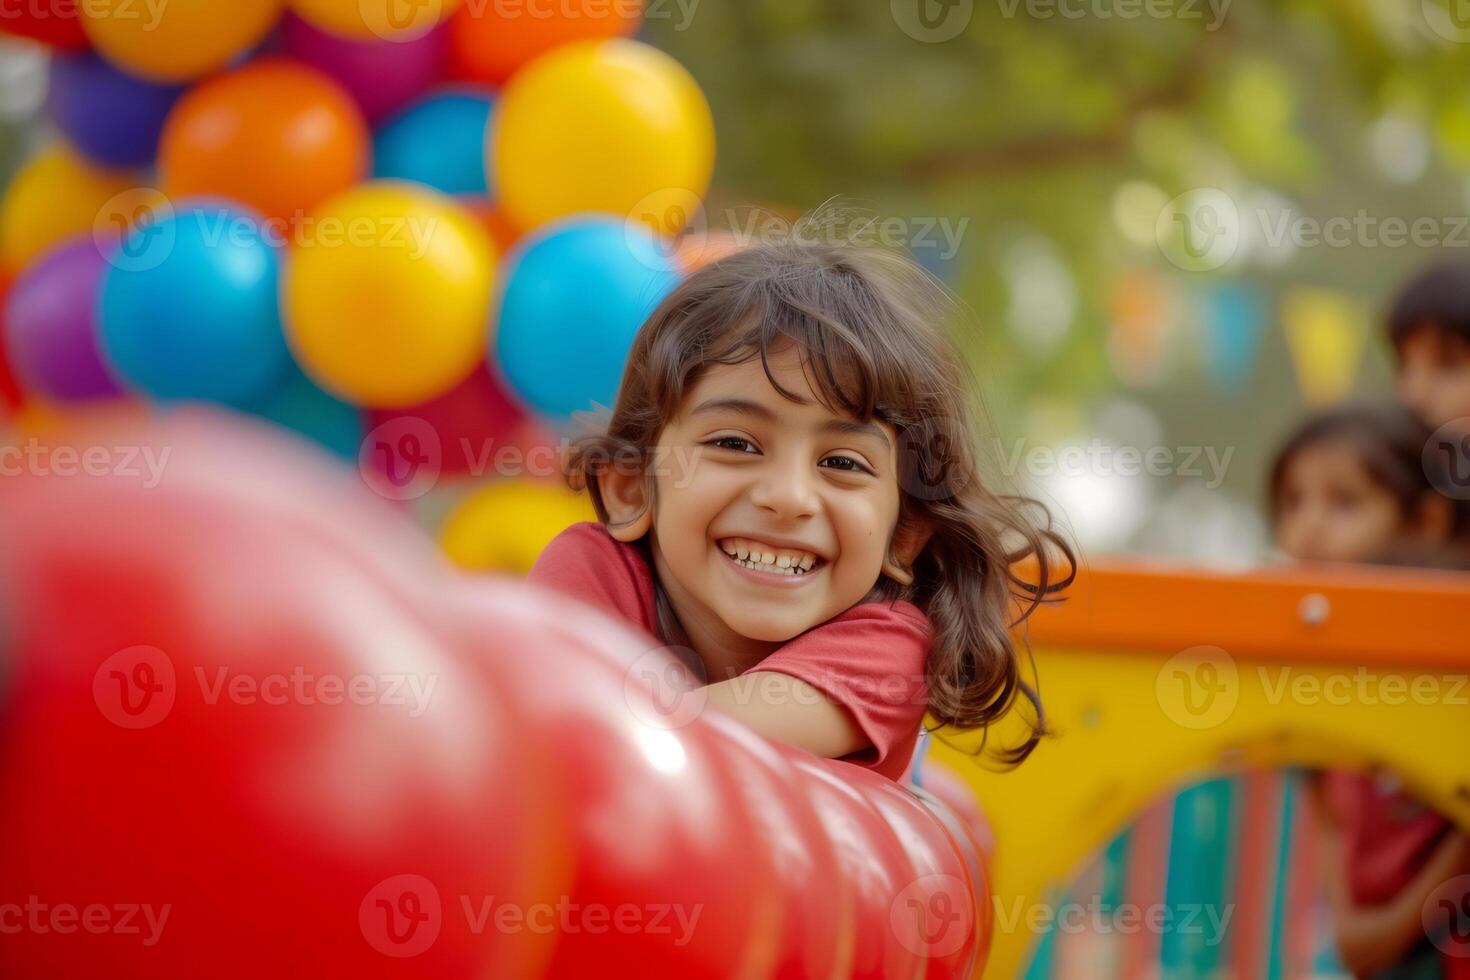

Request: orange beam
left=1019, top=560, right=1470, bottom=667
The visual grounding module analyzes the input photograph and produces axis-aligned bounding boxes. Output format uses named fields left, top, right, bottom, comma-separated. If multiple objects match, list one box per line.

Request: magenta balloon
left=3, top=236, right=123, bottom=401
left=280, top=13, right=447, bottom=124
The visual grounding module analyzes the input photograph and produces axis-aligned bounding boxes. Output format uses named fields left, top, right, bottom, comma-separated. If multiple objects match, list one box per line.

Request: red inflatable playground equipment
left=0, top=412, right=991, bottom=979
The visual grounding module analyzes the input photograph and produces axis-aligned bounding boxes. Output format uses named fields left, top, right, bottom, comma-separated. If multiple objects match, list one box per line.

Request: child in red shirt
left=529, top=236, right=1073, bottom=780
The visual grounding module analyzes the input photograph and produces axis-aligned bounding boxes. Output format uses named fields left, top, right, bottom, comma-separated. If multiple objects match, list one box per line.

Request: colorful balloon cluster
left=0, top=0, right=716, bottom=463
left=0, top=412, right=992, bottom=978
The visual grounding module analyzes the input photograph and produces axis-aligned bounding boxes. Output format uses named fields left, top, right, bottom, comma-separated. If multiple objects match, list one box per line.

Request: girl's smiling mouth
left=716, top=536, right=827, bottom=584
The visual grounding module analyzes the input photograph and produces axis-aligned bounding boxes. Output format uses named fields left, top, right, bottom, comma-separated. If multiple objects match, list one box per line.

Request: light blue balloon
left=493, top=218, right=682, bottom=423
left=372, top=90, right=494, bottom=197
left=243, top=365, right=364, bottom=460
left=97, top=201, right=290, bottom=405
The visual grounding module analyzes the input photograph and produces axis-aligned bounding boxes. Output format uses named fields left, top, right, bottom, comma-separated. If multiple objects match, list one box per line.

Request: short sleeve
left=527, top=522, right=658, bottom=636
left=748, top=601, right=931, bottom=780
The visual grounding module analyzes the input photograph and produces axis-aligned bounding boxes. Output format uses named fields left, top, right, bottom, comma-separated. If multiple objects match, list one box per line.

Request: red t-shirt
left=528, top=522, right=932, bottom=781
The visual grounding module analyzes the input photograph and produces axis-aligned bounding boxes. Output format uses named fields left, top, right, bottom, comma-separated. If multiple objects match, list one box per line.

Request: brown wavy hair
left=561, top=230, right=1075, bottom=765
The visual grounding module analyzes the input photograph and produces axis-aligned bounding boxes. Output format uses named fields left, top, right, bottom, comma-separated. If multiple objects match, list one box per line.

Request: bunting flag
left=1107, top=271, right=1172, bottom=386
left=1204, top=282, right=1268, bottom=392
left=1280, top=288, right=1366, bottom=406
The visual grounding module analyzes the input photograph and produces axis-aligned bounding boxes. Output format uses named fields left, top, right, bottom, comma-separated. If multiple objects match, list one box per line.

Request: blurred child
left=1388, top=263, right=1470, bottom=434
left=529, top=236, right=1072, bottom=779
left=1269, top=400, right=1463, bottom=564
left=1269, top=400, right=1470, bottom=977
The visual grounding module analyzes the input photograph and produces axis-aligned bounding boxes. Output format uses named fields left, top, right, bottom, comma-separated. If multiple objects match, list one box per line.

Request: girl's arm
left=702, top=673, right=869, bottom=759
left=1310, top=777, right=1470, bottom=976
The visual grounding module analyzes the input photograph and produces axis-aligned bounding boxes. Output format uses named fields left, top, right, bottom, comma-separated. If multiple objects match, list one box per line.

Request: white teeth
left=737, top=546, right=749, bottom=560
left=717, top=539, right=822, bottom=576
left=777, top=556, right=792, bottom=568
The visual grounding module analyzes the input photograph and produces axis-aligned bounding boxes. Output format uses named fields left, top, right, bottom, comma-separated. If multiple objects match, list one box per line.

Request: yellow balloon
left=283, top=182, right=496, bottom=408
left=440, top=480, right=595, bottom=576
left=288, top=0, right=461, bottom=40
left=494, top=39, right=716, bottom=233
left=0, top=147, right=136, bottom=272
left=82, top=0, right=283, bottom=82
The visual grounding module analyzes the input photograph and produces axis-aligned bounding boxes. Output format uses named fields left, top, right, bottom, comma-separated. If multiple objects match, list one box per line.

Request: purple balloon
left=4, top=237, right=124, bottom=402
left=280, top=13, right=448, bottom=124
left=48, top=52, right=186, bottom=169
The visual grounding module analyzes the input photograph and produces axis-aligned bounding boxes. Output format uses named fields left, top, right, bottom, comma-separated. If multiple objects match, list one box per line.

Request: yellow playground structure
left=932, top=560, right=1470, bottom=978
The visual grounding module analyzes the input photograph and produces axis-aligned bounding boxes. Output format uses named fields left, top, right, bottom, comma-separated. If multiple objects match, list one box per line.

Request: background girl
left=1268, top=399, right=1470, bottom=977
left=529, top=234, right=1073, bottom=779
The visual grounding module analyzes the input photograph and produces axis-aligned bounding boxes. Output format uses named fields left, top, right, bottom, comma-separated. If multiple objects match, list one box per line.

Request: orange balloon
left=449, top=0, right=643, bottom=86
left=159, top=60, right=369, bottom=222
left=462, top=199, right=522, bottom=255
left=676, top=229, right=746, bottom=274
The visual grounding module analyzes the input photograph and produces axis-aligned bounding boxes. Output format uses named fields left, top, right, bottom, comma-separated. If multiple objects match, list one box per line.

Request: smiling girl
left=528, top=236, right=1072, bottom=779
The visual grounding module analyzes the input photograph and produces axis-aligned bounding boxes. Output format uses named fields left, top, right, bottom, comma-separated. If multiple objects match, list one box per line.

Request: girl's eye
left=821, top=455, right=873, bottom=475
left=706, top=436, right=757, bottom=453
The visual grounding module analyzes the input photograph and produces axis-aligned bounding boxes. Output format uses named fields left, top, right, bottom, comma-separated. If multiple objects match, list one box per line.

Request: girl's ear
left=882, top=517, right=934, bottom=587
left=596, top=465, right=654, bottom=542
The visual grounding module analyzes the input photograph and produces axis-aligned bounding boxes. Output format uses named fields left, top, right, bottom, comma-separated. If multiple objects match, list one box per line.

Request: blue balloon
left=493, top=218, right=682, bottom=422
left=243, top=366, right=364, bottom=460
left=98, top=202, right=291, bottom=405
left=372, top=90, right=494, bottom=197
left=48, top=52, right=186, bottom=169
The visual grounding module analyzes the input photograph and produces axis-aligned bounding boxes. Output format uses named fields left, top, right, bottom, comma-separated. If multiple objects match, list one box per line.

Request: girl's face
left=1273, top=440, right=1408, bottom=563
left=648, top=344, right=904, bottom=648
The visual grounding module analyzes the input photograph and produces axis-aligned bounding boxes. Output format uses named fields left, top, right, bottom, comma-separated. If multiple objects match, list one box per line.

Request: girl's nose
left=749, top=458, right=820, bottom=521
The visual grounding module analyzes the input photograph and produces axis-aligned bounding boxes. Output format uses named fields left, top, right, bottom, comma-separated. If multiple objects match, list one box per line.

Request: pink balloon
left=280, top=13, right=447, bottom=124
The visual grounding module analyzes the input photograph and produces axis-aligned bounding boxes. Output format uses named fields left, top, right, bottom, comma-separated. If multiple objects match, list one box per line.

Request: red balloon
left=0, top=0, right=88, bottom=49
left=783, top=752, right=924, bottom=979
left=0, top=414, right=560, bottom=979
left=444, top=582, right=785, bottom=979
left=0, top=273, right=25, bottom=414
left=368, top=364, right=525, bottom=478
left=835, top=762, right=981, bottom=979
left=700, top=715, right=856, bottom=979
